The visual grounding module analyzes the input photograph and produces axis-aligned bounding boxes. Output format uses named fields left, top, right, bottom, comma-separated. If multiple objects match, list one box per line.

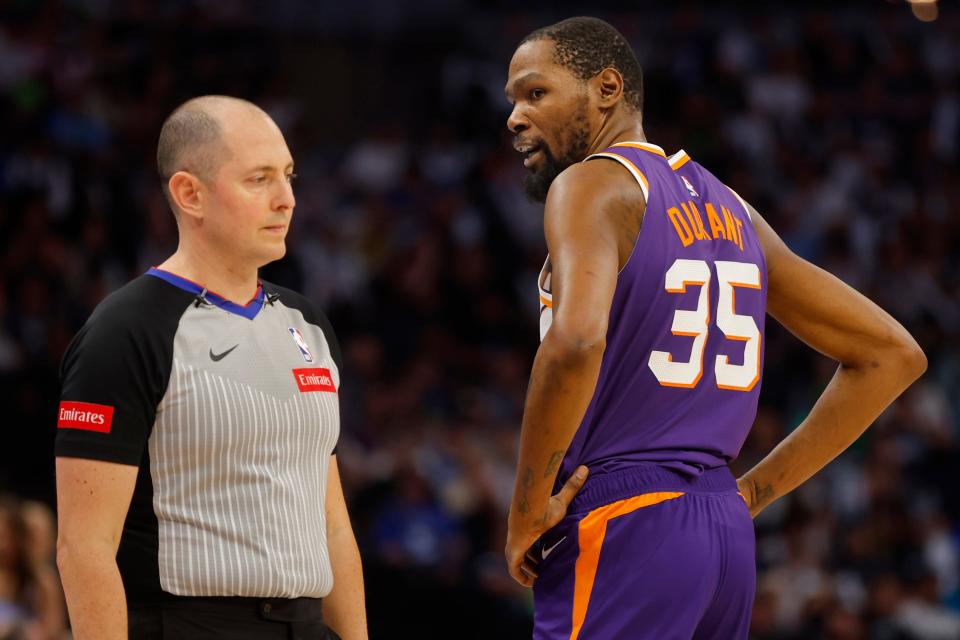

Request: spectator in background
left=0, top=496, right=66, bottom=640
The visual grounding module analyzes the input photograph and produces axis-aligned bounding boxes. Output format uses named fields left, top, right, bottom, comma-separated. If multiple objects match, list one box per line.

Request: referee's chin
left=253, top=239, right=288, bottom=269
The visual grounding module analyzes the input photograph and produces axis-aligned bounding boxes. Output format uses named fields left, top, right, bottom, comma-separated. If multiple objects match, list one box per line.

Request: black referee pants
left=128, top=596, right=342, bottom=639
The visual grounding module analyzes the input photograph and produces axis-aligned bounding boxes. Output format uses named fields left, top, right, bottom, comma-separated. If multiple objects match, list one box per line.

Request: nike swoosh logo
left=209, top=345, right=239, bottom=362
left=541, top=536, right=567, bottom=560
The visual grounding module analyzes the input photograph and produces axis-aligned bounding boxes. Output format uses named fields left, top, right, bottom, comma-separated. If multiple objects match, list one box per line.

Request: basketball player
left=503, top=17, right=926, bottom=639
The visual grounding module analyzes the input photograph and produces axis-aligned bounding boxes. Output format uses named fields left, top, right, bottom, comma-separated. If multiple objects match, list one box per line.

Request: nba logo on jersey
left=288, top=327, right=314, bottom=363
left=681, top=175, right=699, bottom=198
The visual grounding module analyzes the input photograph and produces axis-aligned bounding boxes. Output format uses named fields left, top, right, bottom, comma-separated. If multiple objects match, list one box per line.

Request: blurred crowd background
left=1, top=1, right=958, bottom=638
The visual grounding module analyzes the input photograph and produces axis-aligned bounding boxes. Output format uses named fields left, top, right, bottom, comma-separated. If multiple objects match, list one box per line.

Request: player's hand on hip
left=505, top=465, right=589, bottom=587
left=543, top=464, right=589, bottom=530
left=736, top=475, right=764, bottom=518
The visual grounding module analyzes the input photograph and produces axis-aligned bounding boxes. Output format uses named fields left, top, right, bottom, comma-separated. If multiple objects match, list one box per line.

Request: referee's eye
left=286, top=173, right=299, bottom=184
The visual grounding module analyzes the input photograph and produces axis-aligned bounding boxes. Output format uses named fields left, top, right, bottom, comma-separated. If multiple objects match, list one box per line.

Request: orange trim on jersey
left=539, top=294, right=553, bottom=308
left=591, top=152, right=650, bottom=196
left=704, top=203, right=727, bottom=241
left=730, top=281, right=763, bottom=292
left=659, top=277, right=710, bottom=388
left=610, top=141, right=668, bottom=158
left=664, top=278, right=707, bottom=294
left=716, top=280, right=763, bottom=391
left=661, top=332, right=709, bottom=388
left=667, top=207, right=695, bottom=246
left=569, top=491, right=686, bottom=640
left=680, top=202, right=710, bottom=241
left=721, top=206, right=741, bottom=251
left=716, top=334, right=762, bottom=391
left=670, top=152, right=691, bottom=170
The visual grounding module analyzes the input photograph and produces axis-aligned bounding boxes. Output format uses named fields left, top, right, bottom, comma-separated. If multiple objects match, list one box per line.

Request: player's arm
left=56, top=457, right=138, bottom=640
left=323, top=456, right=367, bottom=640
left=737, top=205, right=926, bottom=517
left=506, top=161, right=639, bottom=586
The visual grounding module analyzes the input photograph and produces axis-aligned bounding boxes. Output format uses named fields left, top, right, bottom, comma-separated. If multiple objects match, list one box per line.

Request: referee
left=54, top=96, right=367, bottom=639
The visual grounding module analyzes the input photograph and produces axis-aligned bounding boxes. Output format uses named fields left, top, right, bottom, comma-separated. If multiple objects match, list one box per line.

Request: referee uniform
left=56, top=267, right=343, bottom=639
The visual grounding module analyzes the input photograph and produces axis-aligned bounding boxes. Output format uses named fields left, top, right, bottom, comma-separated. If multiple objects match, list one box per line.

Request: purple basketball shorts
left=532, top=464, right=756, bottom=639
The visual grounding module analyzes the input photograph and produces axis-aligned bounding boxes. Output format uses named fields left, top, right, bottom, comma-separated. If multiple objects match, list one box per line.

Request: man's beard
left=522, top=105, right=591, bottom=203
left=522, top=144, right=565, bottom=203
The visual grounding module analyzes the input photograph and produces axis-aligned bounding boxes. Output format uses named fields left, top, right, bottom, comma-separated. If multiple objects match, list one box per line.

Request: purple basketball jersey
left=538, top=142, right=767, bottom=486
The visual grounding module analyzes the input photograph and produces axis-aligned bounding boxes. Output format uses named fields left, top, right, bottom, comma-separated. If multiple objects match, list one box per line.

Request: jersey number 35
left=648, top=258, right=761, bottom=391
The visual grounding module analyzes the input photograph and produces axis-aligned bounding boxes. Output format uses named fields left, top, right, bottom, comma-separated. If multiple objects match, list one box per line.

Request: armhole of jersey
left=537, top=257, right=552, bottom=307
left=727, top=186, right=753, bottom=223
left=586, top=152, right=650, bottom=204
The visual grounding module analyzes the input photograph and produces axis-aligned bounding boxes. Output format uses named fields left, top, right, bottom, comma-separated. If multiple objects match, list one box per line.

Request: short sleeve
left=55, top=279, right=185, bottom=465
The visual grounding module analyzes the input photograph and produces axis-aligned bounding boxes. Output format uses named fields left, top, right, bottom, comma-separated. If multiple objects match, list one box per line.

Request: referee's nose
left=273, top=177, right=296, bottom=213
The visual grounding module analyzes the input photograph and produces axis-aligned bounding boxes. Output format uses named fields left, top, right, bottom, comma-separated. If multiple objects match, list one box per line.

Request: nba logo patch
left=681, top=175, right=699, bottom=198
left=288, top=327, right=314, bottom=363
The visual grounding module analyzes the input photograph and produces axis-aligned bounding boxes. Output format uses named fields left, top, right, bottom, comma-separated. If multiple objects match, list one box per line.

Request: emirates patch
left=58, top=401, right=115, bottom=433
left=292, top=368, right=336, bottom=393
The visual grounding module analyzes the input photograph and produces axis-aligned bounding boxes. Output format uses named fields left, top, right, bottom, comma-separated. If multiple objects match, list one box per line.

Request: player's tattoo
left=518, top=466, right=534, bottom=514
left=544, top=450, right=564, bottom=478
left=754, top=481, right=775, bottom=506
left=602, top=188, right=642, bottom=266
left=523, top=370, right=535, bottom=405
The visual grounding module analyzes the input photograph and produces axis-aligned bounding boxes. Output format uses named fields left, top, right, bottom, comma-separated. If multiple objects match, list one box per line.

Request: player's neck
left=158, top=244, right=260, bottom=304
left=587, top=112, right=646, bottom=156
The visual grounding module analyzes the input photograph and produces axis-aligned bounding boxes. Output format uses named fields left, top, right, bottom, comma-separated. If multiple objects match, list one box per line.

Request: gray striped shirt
left=57, top=271, right=341, bottom=601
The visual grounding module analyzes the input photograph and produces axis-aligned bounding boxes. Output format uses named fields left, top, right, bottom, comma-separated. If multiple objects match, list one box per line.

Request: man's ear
left=596, top=68, right=624, bottom=108
left=168, top=171, right=205, bottom=222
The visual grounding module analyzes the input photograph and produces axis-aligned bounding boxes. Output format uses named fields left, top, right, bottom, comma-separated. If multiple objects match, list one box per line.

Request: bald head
left=156, top=95, right=270, bottom=210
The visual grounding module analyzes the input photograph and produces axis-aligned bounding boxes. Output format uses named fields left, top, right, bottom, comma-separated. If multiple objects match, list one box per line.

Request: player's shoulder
left=86, top=273, right=194, bottom=337
left=554, top=155, right=637, bottom=191
left=547, top=158, right=645, bottom=210
left=544, top=160, right=646, bottom=230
